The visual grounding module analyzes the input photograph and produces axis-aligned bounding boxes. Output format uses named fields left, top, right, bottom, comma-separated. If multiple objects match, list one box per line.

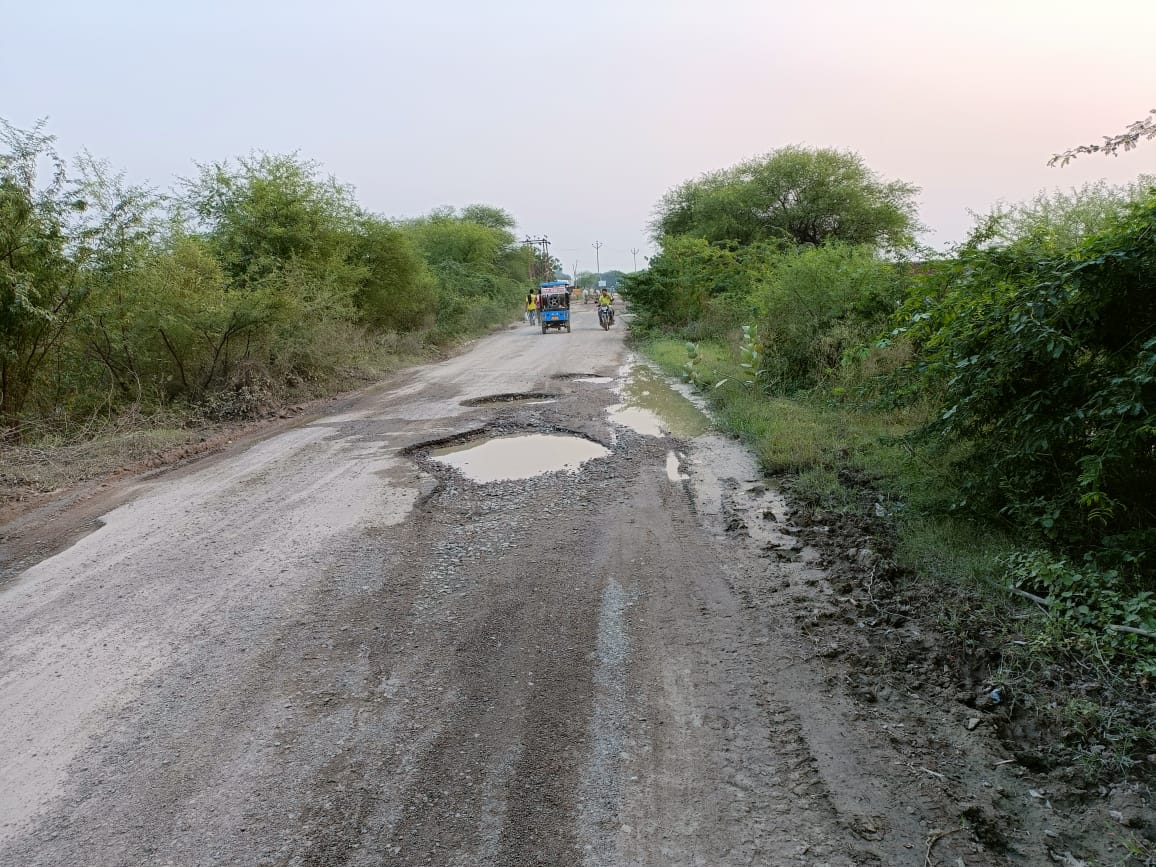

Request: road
left=0, top=305, right=1012, bottom=866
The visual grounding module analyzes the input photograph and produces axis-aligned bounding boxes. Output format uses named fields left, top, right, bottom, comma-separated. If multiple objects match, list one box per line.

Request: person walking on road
left=525, top=292, right=537, bottom=325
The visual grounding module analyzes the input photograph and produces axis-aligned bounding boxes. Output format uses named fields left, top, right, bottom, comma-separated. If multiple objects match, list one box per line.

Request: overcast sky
left=4, top=0, right=1155, bottom=272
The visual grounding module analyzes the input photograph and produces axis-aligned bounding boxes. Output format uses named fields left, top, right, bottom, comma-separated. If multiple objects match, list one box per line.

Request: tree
left=1, top=121, right=157, bottom=421
left=180, top=153, right=362, bottom=287
left=1050, top=109, right=1156, bottom=167
left=652, top=146, right=920, bottom=250
left=459, top=204, right=516, bottom=232
left=404, top=208, right=512, bottom=272
left=350, top=216, right=429, bottom=330
left=0, top=120, right=78, bottom=420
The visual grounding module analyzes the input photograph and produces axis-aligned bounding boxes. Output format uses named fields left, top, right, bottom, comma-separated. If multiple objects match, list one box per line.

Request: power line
left=592, top=241, right=603, bottom=285
left=630, top=247, right=640, bottom=271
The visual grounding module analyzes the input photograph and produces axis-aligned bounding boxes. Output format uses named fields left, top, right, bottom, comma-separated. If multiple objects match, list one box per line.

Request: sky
left=4, top=0, right=1155, bottom=273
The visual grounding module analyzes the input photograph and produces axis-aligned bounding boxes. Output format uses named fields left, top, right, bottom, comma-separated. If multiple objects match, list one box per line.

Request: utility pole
left=523, top=236, right=550, bottom=283
left=630, top=247, right=640, bottom=271
left=592, top=241, right=603, bottom=286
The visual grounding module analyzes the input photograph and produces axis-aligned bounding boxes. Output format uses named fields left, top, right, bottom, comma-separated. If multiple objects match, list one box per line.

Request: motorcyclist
left=597, top=289, right=614, bottom=324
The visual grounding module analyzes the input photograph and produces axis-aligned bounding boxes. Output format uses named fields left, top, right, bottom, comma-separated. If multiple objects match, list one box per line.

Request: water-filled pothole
left=608, top=366, right=710, bottom=438
left=552, top=372, right=601, bottom=380
left=460, top=392, right=557, bottom=407
left=430, top=433, right=609, bottom=483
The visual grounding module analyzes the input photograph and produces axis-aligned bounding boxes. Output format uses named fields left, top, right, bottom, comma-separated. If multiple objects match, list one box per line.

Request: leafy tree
left=986, top=179, right=1155, bottom=252
left=0, top=120, right=79, bottom=420
left=459, top=204, right=516, bottom=232
left=1, top=121, right=158, bottom=420
left=1, top=118, right=534, bottom=431
left=399, top=206, right=530, bottom=338
left=180, top=153, right=362, bottom=288
left=652, top=146, right=920, bottom=250
left=404, top=209, right=510, bottom=273
left=349, top=216, right=429, bottom=331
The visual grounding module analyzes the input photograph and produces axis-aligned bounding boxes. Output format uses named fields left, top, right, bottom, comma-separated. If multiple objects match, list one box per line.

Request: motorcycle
left=597, top=303, right=614, bottom=331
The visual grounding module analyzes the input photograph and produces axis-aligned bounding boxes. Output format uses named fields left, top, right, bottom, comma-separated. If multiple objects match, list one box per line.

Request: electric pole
left=523, top=236, right=550, bottom=283
left=592, top=241, right=603, bottom=286
left=630, top=247, right=640, bottom=271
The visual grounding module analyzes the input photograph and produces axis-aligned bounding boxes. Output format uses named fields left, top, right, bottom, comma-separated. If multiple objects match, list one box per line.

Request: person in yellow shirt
left=525, top=292, right=537, bottom=325
left=597, top=289, right=614, bottom=325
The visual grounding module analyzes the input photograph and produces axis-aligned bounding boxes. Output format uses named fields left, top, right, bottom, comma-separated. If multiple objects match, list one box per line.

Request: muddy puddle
left=608, top=365, right=711, bottom=438
left=430, top=433, right=608, bottom=483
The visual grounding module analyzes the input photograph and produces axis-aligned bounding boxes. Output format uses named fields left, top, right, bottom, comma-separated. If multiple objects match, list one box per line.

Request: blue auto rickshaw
left=538, top=282, right=572, bottom=334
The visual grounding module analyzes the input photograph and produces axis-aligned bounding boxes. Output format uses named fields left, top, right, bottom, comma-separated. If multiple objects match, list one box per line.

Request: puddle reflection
left=608, top=366, right=711, bottom=438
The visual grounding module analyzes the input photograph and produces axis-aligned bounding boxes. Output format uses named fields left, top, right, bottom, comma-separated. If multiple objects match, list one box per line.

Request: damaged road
left=0, top=307, right=1136, bottom=865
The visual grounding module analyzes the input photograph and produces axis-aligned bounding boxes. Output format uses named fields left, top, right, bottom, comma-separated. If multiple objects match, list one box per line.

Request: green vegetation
left=628, top=146, right=1155, bottom=768
left=1, top=119, right=531, bottom=440
left=652, top=146, right=920, bottom=249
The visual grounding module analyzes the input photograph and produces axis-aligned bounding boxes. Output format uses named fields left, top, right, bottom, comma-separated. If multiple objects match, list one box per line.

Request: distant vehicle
left=538, top=282, right=572, bottom=334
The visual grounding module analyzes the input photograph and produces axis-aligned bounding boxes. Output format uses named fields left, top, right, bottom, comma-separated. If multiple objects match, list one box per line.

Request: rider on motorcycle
left=597, top=289, right=614, bottom=325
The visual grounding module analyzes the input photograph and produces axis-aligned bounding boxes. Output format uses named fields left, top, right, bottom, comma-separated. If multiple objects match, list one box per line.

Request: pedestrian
left=526, top=291, right=537, bottom=325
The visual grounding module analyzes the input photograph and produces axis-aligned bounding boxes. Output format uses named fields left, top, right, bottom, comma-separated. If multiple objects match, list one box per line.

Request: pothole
left=460, top=392, right=557, bottom=407
left=552, top=372, right=601, bottom=380
left=608, top=366, right=710, bottom=438
left=428, top=433, right=609, bottom=483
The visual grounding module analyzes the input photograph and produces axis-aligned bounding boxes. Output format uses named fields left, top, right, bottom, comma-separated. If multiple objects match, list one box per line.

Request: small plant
left=1005, top=550, right=1156, bottom=677
left=737, top=324, right=763, bottom=385
left=710, top=324, right=765, bottom=391
left=683, top=341, right=704, bottom=385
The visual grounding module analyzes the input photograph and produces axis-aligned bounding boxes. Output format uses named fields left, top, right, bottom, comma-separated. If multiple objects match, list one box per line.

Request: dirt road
left=0, top=307, right=1092, bottom=865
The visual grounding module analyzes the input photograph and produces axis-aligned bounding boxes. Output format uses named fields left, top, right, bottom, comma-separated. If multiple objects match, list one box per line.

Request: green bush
left=893, top=190, right=1156, bottom=574
left=1006, top=550, right=1156, bottom=677
left=752, top=243, right=907, bottom=392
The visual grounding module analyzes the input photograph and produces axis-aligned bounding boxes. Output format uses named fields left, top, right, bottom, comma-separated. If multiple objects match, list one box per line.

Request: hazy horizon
left=4, top=0, right=1155, bottom=272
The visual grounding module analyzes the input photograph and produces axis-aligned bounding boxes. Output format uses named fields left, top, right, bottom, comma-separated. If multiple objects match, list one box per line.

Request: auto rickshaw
left=538, top=281, right=572, bottom=334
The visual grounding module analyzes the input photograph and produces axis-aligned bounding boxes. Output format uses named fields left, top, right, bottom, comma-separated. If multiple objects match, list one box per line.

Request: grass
left=646, top=335, right=1019, bottom=596
left=0, top=412, right=203, bottom=502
